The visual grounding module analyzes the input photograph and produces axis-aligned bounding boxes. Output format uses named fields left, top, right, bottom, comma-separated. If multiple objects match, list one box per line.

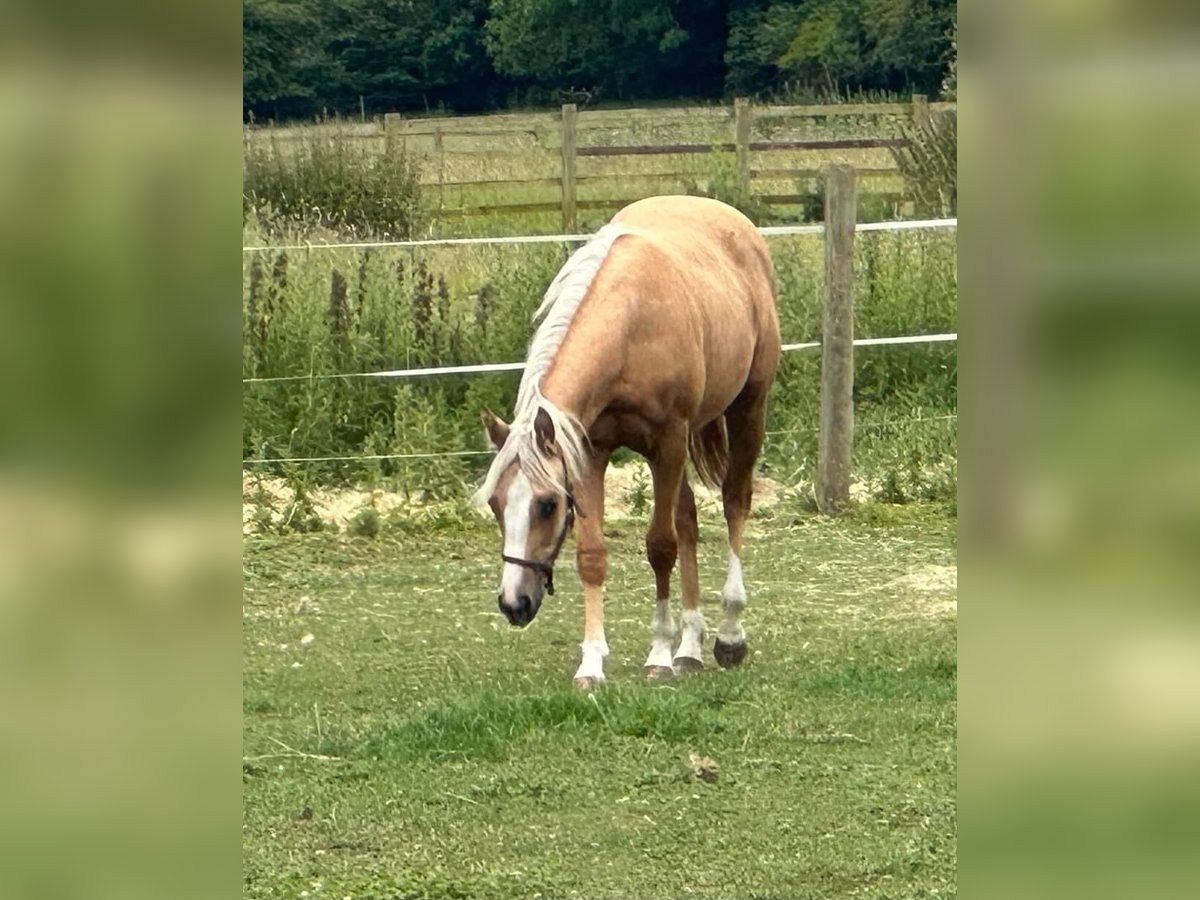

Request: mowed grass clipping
left=243, top=503, right=956, bottom=899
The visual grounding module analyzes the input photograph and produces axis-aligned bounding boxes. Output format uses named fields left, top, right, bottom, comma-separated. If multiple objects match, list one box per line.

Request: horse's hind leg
left=672, top=477, right=705, bottom=672
left=714, top=384, right=769, bottom=667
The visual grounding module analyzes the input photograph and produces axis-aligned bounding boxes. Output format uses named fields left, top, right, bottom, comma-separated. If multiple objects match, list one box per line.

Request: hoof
left=574, top=676, right=604, bottom=692
left=713, top=639, right=748, bottom=668
left=643, top=665, right=674, bottom=681
left=672, top=656, right=704, bottom=674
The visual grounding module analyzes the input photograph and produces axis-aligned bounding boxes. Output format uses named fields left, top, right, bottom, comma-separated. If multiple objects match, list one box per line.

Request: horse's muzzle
left=498, top=591, right=540, bottom=628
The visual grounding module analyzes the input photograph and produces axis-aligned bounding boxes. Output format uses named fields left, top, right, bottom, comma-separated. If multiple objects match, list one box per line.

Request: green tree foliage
left=484, top=0, right=690, bottom=99
left=942, top=13, right=956, bottom=100
left=243, top=0, right=956, bottom=122
left=327, top=0, right=496, bottom=112
left=777, top=3, right=861, bottom=95
left=243, top=0, right=324, bottom=120
left=727, top=0, right=955, bottom=99
left=244, top=0, right=496, bottom=121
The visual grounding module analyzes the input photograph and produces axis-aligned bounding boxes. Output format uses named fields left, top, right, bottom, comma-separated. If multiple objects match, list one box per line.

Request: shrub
left=243, top=123, right=425, bottom=238
left=891, top=110, right=957, bottom=217
left=348, top=505, right=381, bottom=538
left=681, top=149, right=775, bottom=223
left=797, top=172, right=904, bottom=224
left=279, top=478, right=325, bottom=533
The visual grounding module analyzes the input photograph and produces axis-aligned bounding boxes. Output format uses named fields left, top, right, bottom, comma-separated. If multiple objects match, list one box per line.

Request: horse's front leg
left=643, top=426, right=688, bottom=679
left=573, top=449, right=610, bottom=690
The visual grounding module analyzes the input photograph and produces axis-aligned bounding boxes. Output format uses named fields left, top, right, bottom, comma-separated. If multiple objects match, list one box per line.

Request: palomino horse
left=476, top=195, right=780, bottom=688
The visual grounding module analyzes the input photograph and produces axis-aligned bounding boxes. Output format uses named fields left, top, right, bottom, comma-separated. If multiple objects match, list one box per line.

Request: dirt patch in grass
left=888, top=563, right=958, bottom=619
left=600, top=461, right=786, bottom=520
left=242, top=474, right=417, bottom=534
left=896, top=563, right=957, bottom=594
left=243, top=462, right=790, bottom=534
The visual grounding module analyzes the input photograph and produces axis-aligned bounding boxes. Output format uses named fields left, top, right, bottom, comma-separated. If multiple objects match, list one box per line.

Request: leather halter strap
left=501, top=487, right=578, bottom=596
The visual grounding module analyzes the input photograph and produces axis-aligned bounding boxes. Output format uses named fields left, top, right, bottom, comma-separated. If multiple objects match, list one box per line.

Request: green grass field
left=243, top=98, right=957, bottom=898
left=243, top=502, right=956, bottom=899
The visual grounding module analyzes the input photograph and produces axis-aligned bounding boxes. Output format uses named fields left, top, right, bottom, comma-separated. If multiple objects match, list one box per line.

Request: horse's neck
left=539, top=369, right=604, bottom=435
left=538, top=334, right=618, bottom=436
left=535, top=259, right=630, bottom=435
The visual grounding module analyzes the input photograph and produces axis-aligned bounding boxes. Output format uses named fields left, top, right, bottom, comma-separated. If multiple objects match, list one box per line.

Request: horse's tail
left=688, top=417, right=729, bottom=490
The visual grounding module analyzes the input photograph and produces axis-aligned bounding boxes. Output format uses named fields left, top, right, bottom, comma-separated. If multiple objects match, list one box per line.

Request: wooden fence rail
left=246, top=95, right=953, bottom=228
left=247, top=99, right=954, bottom=141
left=557, top=95, right=934, bottom=230
left=433, top=167, right=899, bottom=191
left=575, top=138, right=905, bottom=157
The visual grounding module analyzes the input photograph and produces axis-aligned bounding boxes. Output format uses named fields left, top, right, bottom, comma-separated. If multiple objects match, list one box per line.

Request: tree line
left=244, top=0, right=956, bottom=123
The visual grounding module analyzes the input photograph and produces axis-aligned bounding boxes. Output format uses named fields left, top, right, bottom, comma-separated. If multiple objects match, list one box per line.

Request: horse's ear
left=533, top=407, right=557, bottom=454
left=481, top=409, right=510, bottom=450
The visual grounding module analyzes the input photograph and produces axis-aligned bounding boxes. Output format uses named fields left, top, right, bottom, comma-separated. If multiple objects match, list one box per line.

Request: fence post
left=817, top=164, right=857, bottom=515
left=561, top=103, right=578, bottom=231
left=911, top=93, right=930, bottom=128
left=434, top=126, right=445, bottom=212
left=383, top=112, right=401, bottom=153
left=734, top=98, right=751, bottom=194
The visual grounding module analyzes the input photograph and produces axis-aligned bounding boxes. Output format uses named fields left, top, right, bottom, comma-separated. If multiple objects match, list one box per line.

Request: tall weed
left=243, top=122, right=425, bottom=238
left=891, top=110, right=957, bottom=217
left=243, top=232, right=956, bottom=499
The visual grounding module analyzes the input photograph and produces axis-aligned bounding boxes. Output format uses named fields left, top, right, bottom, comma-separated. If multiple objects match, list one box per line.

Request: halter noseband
left=501, top=486, right=578, bottom=596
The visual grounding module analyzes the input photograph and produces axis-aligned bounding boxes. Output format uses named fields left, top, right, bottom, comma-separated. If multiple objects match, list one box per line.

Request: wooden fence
left=241, top=163, right=948, bottom=516
left=247, top=95, right=954, bottom=229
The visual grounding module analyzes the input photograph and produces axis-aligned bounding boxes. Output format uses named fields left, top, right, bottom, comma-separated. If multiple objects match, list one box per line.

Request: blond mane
left=475, top=224, right=629, bottom=503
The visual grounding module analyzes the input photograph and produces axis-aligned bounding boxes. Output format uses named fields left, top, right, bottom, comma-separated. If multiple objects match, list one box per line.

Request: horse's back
left=611, top=196, right=777, bottom=334
left=609, top=196, right=780, bottom=395
left=612, top=196, right=772, bottom=279
left=588, top=196, right=777, bottom=427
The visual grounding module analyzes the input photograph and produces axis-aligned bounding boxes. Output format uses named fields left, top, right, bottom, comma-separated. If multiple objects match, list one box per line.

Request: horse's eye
left=537, top=498, right=557, bottom=520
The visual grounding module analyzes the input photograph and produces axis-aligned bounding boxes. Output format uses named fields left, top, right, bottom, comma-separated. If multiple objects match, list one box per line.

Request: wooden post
left=817, top=164, right=857, bottom=515
left=383, top=112, right=401, bottom=153
left=911, top=93, right=930, bottom=129
left=434, top=126, right=445, bottom=212
left=359, top=95, right=366, bottom=123
left=561, top=103, right=578, bottom=231
left=734, top=98, right=751, bottom=194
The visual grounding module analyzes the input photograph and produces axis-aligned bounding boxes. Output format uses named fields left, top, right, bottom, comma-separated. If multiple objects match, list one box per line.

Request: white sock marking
left=718, top=552, right=747, bottom=644
left=675, top=609, right=706, bottom=663
left=500, top=472, right=533, bottom=598
left=644, top=598, right=676, bottom=669
left=722, top=552, right=746, bottom=605
left=574, top=637, right=608, bottom=682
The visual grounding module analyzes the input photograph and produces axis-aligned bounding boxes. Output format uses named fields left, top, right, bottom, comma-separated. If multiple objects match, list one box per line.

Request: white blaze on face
left=500, top=471, right=533, bottom=598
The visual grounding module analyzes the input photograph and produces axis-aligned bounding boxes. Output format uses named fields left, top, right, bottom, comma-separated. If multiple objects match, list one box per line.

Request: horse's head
left=480, top=407, right=577, bottom=627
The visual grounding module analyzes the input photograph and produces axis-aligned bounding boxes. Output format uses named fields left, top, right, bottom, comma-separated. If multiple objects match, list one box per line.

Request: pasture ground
left=243, top=501, right=956, bottom=899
